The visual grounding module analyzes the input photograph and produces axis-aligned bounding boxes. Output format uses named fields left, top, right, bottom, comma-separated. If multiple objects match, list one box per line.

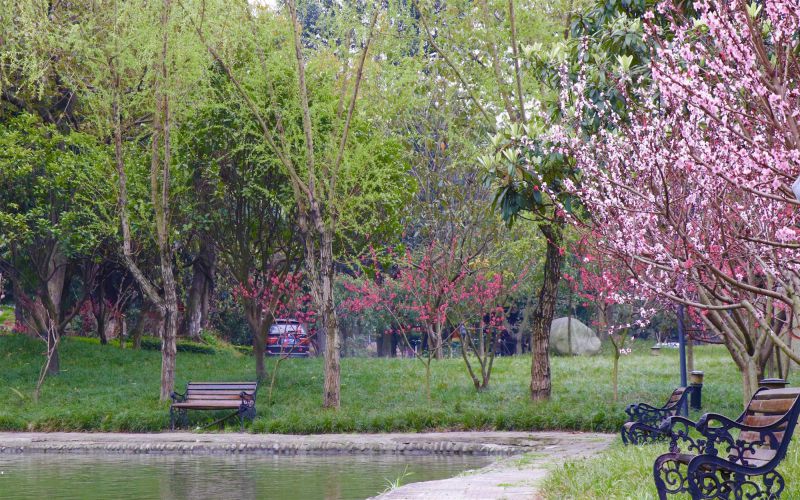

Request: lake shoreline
left=0, top=430, right=611, bottom=457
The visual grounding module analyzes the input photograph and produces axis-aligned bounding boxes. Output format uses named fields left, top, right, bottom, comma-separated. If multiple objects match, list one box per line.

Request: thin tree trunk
left=612, top=352, right=620, bottom=402
left=390, top=331, right=398, bottom=357
left=530, top=222, right=564, bottom=401
left=46, top=325, right=60, bottom=375
left=434, top=323, right=444, bottom=360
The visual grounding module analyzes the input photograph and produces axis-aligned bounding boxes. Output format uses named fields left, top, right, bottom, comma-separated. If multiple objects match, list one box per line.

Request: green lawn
left=540, top=439, right=800, bottom=499
left=0, top=332, right=756, bottom=434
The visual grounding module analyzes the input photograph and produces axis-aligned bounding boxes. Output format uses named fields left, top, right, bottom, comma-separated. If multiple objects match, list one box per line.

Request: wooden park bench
left=654, top=387, right=800, bottom=499
left=621, top=386, right=693, bottom=445
left=170, top=381, right=258, bottom=431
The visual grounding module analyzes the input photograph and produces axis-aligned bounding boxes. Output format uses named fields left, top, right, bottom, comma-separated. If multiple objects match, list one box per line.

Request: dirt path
left=374, top=431, right=613, bottom=500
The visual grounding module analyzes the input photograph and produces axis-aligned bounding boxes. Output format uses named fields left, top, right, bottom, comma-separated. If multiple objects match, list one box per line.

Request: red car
left=267, top=319, right=311, bottom=357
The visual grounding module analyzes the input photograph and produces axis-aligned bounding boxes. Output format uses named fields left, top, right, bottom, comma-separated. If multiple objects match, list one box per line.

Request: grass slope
left=0, top=333, right=757, bottom=433
left=541, top=440, right=800, bottom=499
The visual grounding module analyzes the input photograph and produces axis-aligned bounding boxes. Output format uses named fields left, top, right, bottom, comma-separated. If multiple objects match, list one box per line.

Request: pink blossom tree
left=233, top=270, right=315, bottom=381
left=570, top=234, right=652, bottom=401
left=555, top=0, right=800, bottom=401
left=342, top=242, right=519, bottom=394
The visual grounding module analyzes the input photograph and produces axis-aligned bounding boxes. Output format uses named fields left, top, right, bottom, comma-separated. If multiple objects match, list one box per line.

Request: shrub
left=139, top=336, right=216, bottom=355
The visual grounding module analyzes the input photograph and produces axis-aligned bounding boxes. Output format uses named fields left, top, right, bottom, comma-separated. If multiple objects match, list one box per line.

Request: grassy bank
left=540, top=441, right=800, bottom=499
left=0, top=333, right=761, bottom=433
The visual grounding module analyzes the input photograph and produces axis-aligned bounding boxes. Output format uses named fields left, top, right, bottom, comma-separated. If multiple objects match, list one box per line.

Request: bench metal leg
left=170, top=406, right=175, bottom=431
left=653, top=453, right=687, bottom=499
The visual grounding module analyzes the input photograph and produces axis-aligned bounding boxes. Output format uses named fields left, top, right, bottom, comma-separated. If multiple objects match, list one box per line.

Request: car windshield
left=269, top=323, right=304, bottom=335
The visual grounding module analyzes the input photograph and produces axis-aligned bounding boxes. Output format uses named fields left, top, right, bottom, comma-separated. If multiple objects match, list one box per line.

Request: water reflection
left=0, top=453, right=490, bottom=500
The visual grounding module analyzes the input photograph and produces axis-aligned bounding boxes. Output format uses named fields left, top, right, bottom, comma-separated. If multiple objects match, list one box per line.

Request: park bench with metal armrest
left=621, top=386, right=693, bottom=445
left=170, top=381, right=258, bottom=431
left=654, top=387, right=800, bottom=499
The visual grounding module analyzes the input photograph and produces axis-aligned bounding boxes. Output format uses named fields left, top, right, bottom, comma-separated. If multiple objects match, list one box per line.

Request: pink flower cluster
left=341, top=242, right=520, bottom=335
left=553, top=0, right=800, bottom=335
left=233, top=271, right=316, bottom=325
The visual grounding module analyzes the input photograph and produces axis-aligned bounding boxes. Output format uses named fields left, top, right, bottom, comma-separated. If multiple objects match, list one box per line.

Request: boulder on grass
left=549, top=317, right=601, bottom=355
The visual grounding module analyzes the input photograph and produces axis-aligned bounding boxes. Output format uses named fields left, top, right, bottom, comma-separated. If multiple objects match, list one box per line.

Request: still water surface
left=0, top=453, right=490, bottom=500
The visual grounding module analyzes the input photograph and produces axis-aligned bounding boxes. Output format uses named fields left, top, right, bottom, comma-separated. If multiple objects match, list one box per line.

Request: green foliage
left=0, top=113, right=113, bottom=253
left=138, top=337, right=216, bottom=355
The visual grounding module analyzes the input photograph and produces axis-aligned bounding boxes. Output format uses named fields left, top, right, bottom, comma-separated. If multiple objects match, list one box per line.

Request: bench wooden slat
left=742, top=414, right=783, bottom=427
left=187, top=384, right=256, bottom=390
left=186, top=389, right=255, bottom=395
left=172, top=401, right=243, bottom=409
left=752, top=388, right=800, bottom=400
left=185, top=395, right=246, bottom=400
left=740, top=430, right=784, bottom=445
left=748, top=398, right=795, bottom=414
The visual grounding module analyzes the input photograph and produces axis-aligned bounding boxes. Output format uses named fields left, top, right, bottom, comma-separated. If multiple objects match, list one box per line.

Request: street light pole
left=677, top=304, right=688, bottom=416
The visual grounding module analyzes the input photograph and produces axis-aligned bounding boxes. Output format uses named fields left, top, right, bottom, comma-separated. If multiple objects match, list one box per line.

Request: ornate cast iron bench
left=621, top=386, right=693, bottom=445
left=170, top=381, right=258, bottom=431
left=654, top=387, right=800, bottom=499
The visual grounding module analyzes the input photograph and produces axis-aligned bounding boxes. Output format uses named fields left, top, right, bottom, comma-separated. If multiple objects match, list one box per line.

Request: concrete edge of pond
left=0, top=431, right=613, bottom=458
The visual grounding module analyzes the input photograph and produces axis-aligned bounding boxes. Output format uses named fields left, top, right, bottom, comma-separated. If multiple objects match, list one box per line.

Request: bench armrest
left=240, top=391, right=255, bottom=402
left=660, top=416, right=705, bottom=453
left=695, top=412, right=789, bottom=458
left=170, top=391, right=186, bottom=403
left=627, top=403, right=672, bottom=427
left=696, top=412, right=738, bottom=431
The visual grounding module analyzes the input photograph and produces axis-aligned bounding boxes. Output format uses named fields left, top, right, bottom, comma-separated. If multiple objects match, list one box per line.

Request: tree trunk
left=376, top=331, right=385, bottom=357
left=530, top=222, right=564, bottom=401
left=434, top=323, right=444, bottom=360
left=243, top=298, right=268, bottom=380
left=160, top=270, right=178, bottom=401
left=183, top=240, right=215, bottom=340
left=96, top=292, right=108, bottom=345
left=46, top=326, right=60, bottom=375
left=37, top=245, right=67, bottom=375
left=321, top=273, right=340, bottom=408
left=390, top=331, right=399, bottom=357
left=741, top=357, right=761, bottom=407
left=304, top=218, right=341, bottom=408
left=154, top=0, right=176, bottom=402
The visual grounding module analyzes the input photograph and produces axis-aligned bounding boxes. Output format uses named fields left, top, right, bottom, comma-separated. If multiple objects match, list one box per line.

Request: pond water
left=0, top=453, right=491, bottom=500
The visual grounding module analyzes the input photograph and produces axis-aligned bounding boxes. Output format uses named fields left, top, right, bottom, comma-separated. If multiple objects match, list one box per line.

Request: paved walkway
left=374, top=431, right=613, bottom=499
left=0, top=431, right=614, bottom=498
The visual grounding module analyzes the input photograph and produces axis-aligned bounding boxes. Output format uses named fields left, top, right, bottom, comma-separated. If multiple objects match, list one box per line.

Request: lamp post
left=677, top=304, right=688, bottom=416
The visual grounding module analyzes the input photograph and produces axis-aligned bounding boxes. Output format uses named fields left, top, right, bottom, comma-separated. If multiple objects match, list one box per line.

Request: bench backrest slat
left=182, top=382, right=258, bottom=402
left=730, top=388, right=800, bottom=466
left=187, top=383, right=256, bottom=389
left=662, top=387, right=689, bottom=415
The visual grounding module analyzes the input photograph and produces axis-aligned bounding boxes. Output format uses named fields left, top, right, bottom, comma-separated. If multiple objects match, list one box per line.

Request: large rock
left=549, top=317, right=601, bottom=355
